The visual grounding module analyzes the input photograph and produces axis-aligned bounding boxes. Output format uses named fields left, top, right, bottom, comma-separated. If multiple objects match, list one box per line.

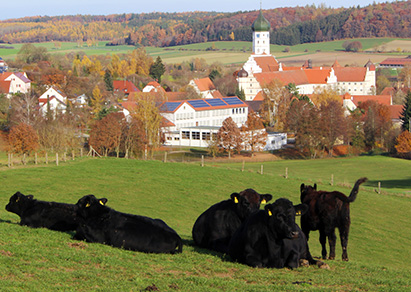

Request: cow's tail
left=333, top=177, right=367, bottom=203
left=347, top=177, right=368, bottom=203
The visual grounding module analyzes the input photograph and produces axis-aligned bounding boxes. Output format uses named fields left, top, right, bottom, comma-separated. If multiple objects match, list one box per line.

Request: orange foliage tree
left=395, top=130, right=411, bottom=158
left=241, top=112, right=267, bottom=156
left=217, top=117, right=242, bottom=157
left=8, top=122, right=39, bottom=155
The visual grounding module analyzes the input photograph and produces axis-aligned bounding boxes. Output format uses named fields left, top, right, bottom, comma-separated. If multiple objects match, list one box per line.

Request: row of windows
left=181, top=131, right=217, bottom=140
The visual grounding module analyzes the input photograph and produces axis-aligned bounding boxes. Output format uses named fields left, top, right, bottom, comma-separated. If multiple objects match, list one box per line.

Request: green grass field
left=0, top=155, right=410, bottom=291
left=1, top=38, right=411, bottom=65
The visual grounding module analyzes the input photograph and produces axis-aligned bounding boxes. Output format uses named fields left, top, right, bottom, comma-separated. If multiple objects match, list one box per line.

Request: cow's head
left=265, top=198, right=308, bottom=239
left=5, top=192, right=34, bottom=216
left=76, top=195, right=108, bottom=219
left=231, top=189, right=273, bottom=219
left=300, top=183, right=317, bottom=202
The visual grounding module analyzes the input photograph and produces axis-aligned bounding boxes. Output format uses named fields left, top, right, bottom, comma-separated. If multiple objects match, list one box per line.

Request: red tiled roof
left=253, top=55, right=279, bottom=72
left=211, top=90, right=224, bottom=98
left=147, top=81, right=161, bottom=87
left=333, top=67, right=367, bottom=82
left=255, top=70, right=309, bottom=86
left=305, top=69, right=331, bottom=84
left=161, top=117, right=175, bottom=127
left=351, top=95, right=392, bottom=106
left=0, top=80, right=11, bottom=93
left=193, top=77, right=216, bottom=91
left=0, top=72, right=12, bottom=81
left=380, top=58, right=411, bottom=66
left=113, top=80, right=140, bottom=94
left=253, top=91, right=264, bottom=101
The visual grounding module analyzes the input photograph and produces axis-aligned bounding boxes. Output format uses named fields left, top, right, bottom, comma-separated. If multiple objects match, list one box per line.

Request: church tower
left=252, top=9, right=271, bottom=55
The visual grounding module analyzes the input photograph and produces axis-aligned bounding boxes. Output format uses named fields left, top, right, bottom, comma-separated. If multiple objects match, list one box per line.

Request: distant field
left=1, top=38, right=411, bottom=66
left=0, top=156, right=410, bottom=291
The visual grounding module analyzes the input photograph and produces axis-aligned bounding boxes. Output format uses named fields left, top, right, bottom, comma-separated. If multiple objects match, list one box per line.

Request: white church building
left=237, top=9, right=376, bottom=101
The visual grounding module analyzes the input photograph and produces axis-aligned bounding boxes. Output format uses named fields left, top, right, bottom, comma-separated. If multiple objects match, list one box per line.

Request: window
left=256, top=34, right=260, bottom=38
left=202, top=132, right=211, bottom=140
left=192, top=132, right=200, bottom=140
left=182, top=131, right=190, bottom=139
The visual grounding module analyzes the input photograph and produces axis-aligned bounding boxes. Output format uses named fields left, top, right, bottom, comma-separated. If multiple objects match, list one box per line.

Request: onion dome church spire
left=252, top=7, right=271, bottom=55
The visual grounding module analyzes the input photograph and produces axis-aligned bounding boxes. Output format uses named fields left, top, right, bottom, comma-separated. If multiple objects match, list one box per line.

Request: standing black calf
left=192, top=189, right=273, bottom=253
left=300, top=177, right=367, bottom=261
left=74, top=195, right=182, bottom=254
left=5, top=191, right=78, bottom=231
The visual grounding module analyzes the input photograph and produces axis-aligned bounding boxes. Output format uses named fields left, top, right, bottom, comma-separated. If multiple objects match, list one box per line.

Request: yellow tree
left=91, top=85, right=104, bottom=116
left=310, top=87, right=341, bottom=107
left=395, top=130, right=411, bottom=158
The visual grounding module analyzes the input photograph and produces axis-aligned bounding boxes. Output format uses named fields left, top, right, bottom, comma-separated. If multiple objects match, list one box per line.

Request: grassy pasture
left=0, top=156, right=410, bottom=291
left=1, top=38, right=411, bottom=66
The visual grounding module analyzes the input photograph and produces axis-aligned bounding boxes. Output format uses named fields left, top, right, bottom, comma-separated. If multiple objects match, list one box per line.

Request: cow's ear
left=264, top=205, right=273, bottom=216
left=294, top=204, right=309, bottom=216
left=314, top=184, right=317, bottom=190
left=230, top=193, right=240, bottom=204
left=300, top=184, right=305, bottom=192
left=99, top=198, right=108, bottom=205
left=260, top=194, right=273, bottom=204
left=27, top=195, right=34, bottom=200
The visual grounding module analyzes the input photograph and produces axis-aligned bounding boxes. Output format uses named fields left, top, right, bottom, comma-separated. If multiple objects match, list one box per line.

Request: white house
left=188, top=77, right=222, bottom=99
left=160, top=97, right=249, bottom=147
left=0, top=72, right=31, bottom=97
left=38, top=86, right=67, bottom=115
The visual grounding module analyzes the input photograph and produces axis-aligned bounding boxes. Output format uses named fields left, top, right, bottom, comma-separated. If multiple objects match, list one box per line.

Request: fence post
left=260, top=165, right=263, bottom=175
left=35, top=153, right=38, bottom=165
left=23, top=153, right=26, bottom=165
left=63, top=152, right=67, bottom=162
left=80, top=148, right=83, bottom=157
left=46, top=153, right=48, bottom=164
left=285, top=167, right=288, bottom=179
left=72, top=150, right=75, bottom=160
left=201, top=155, right=204, bottom=167
left=242, top=160, right=245, bottom=172
left=8, top=153, right=11, bottom=168
left=331, top=174, right=334, bottom=186
left=164, top=152, right=167, bottom=163
left=378, top=182, right=381, bottom=194
left=56, top=153, right=59, bottom=166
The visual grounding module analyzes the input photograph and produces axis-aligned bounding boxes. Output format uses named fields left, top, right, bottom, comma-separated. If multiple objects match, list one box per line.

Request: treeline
left=1, top=2, right=411, bottom=46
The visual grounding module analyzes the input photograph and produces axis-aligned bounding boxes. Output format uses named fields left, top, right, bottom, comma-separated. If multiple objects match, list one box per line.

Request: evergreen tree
left=208, top=69, right=221, bottom=81
left=149, top=56, right=166, bottom=82
left=400, top=91, right=411, bottom=132
left=104, top=69, right=113, bottom=92
left=235, top=86, right=246, bottom=101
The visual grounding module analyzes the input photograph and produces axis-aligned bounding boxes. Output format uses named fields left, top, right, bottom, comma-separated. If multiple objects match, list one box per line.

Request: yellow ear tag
left=296, top=210, right=301, bottom=216
left=16, top=198, right=20, bottom=202
left=261, top=199, right=266, bottom=204
left=99, top=200, right=105, bottom=206
left=268, top=210, right=272, bottom=216
left=86, top=203, right=90, bottom=208
left=234, top=197, right=239, bottom=204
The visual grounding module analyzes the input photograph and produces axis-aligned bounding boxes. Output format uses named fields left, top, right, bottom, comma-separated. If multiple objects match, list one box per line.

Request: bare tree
left=217, top=117, right=242, bottom=157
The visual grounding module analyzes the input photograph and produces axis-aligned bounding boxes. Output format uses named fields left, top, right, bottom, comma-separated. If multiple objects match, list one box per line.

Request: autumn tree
left=8, top=122, right=39, bottom=155
left=399, top=65, right=411, bottom=88
left=241, top=112, right=267, bottom=156
left=395, top=130, right=411, bottom=158
left=121, top=118, right=147, bottom=158
left=217, top=117, right=242, bottom=157
left=89, top=112, right=124, bottom=157
left=91, top=85, right=104, bottom=116
left=8, top=93, right=39, bottom=126
left=149, top=56, right=166, bottom=82
left=310, top=87, right=341, bottom=107
left=400, top=90, right=411, bottom=132
left=261, top=79, right=291, bottom=130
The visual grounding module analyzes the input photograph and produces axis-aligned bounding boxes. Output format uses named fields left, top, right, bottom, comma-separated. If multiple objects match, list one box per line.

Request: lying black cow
left=300, top=177, right=367, bottom=261
left=5, top=191, right=78, bottom=231
left=192, top=189, right=273, bottom=253
left=74, top=195, right=182, bottom=254
left=228, top=198, right=322, bottom=269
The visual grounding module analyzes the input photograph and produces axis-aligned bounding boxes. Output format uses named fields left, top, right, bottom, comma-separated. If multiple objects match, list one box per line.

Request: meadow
left=1, top=38, right=411, bottom=66
left=0, top=155, right=410, bottom=291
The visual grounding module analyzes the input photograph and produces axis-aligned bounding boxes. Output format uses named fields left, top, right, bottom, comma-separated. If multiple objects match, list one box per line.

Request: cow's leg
left=339, top=223, right=350, bottom=261
left=328, top=229, right=337, bottom=260
left=319, top=230, right=327, bottom=259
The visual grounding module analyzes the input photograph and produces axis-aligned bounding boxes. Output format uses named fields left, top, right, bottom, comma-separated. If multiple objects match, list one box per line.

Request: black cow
left=228, top=198, right=321, bottom=269
left=300, top=177, right=368, bottom=261
left=74, top=195, right=182, bottom=254
left=5, top=191, right=78, bottom=231
left=192, top=189, right=273, bottom=253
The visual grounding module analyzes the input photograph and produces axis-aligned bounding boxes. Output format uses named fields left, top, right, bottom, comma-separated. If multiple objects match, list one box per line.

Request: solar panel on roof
left=163, top=102, right=180, bottom=112
left=207, top=99, right=226, bottom=106
left=188, top=100, right=210, bottom=108
left=223, top=97, right=244, bottom=105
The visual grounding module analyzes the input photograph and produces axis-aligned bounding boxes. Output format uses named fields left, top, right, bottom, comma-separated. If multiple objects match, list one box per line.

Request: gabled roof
left=193, top=77, right=216, bottom=92
left=0, top=80, right=11, bottom=93
left=253, top=55, right=279, bottom=72
left=255, top=70, right=309, bottom=86
left=380, top=57, right=411, bottom=66
left=39, top=95, right=67, bottom=107
left=305, top=69, right=332, bottom=84
left=333, top=67, right=367, bottom=82
left=211, top=90, right=224, bottom=98
left=113, top=80, right=140, bottom=93
left=0, top=72, right=31, bottom=83
left=389, top=104, right=403, bottom=120
left=343, top=94, right=392, bottom=107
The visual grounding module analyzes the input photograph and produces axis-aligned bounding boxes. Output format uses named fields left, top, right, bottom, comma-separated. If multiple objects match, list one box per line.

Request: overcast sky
left=1, top=0, right=391, bottom=21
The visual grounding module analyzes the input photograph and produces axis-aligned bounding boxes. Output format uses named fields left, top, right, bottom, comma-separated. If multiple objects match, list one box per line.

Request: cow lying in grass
left=74, top=195, right=182, bottom=254
left=228, top=198, right=325, bottom=269
left=192, top=189, right=273, bottom=253
left=5, top=191, right=78, bottom=231
left=300, top=177, right=368, bottom=261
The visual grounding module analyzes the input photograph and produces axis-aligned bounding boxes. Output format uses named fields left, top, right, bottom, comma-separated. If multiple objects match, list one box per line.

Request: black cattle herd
left=5, top=177, right=367, bottom=269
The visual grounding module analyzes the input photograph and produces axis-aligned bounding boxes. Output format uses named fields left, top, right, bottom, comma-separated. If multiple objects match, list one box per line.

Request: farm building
left=379, top=56, right=411, bottom=68
left=237, top=9, right=376, bottom=101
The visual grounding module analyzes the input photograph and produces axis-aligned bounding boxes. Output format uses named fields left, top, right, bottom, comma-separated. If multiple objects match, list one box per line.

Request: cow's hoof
left=328, top=256, right=335, bottom=260
left=317, top=261, right=330, bottom=269
left=299, top=259, right=309, bottom=267
left=342, top=257, right=349, bottom=262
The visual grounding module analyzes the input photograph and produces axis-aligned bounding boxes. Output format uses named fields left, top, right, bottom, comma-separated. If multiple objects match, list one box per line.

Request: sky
left=1, top=0, right=391, bottom=21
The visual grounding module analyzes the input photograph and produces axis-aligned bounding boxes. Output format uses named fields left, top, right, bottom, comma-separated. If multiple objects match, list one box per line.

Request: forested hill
left=1, top=1, right=410, bottom=46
